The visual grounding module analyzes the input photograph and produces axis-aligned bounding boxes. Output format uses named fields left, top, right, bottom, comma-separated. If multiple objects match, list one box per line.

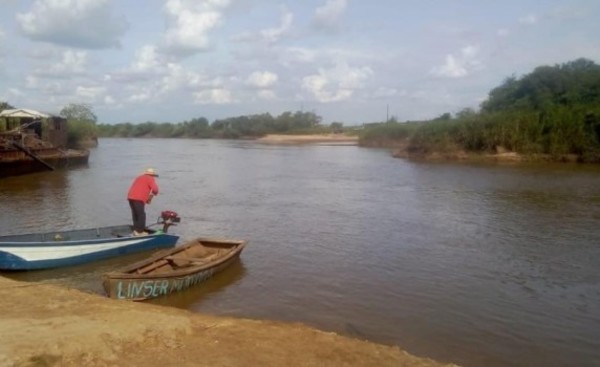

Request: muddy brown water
left=1, top=138, right=599, bottom=367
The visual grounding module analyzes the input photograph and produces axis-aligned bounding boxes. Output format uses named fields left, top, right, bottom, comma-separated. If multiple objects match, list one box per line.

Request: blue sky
left=0, top=0, right=599, bottom=125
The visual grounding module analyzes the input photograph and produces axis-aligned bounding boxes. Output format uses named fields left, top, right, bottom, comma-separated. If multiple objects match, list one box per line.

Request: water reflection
left=0, top=170, right=74, bottom=233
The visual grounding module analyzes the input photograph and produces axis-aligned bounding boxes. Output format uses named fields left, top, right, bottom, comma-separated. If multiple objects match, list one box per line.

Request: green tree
left=60, top=103, right=98, bottom=147
left=60, top=103, right=98, bottom=124
left=455, top=108, right=477, bottom=119
left=435, top=113, right=452, bottom=121
left=330, top=122, right=343, bottom=133
left=0, top=101, right=15, bottom=112
left=481, top=58, right=600, bottom=113
left=184, top=117, right=211, bottom=138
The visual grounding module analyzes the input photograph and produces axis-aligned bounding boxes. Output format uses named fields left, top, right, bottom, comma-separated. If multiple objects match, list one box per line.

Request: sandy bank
left=0, top=277, right=457, bottom=367
left=391, top=145, right=580, bottom=163
left=256, top=134, right=358, bottom=145
left=393, top=149, right=525, bottom=162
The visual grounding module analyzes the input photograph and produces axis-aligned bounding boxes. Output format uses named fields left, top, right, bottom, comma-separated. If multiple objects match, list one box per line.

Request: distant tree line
left=360, top=58, right=600, bottom=162
left=97, top=111, right=330, bottom=138
left=1, top=101, right=344, bottom=145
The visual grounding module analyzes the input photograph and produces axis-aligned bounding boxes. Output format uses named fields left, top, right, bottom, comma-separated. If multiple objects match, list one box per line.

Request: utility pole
left=386, top=104, right=389, bottom=122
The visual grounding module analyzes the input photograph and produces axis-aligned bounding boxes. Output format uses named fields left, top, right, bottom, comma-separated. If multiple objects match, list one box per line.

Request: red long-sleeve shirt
left=127, top=174, right=159, bottom=203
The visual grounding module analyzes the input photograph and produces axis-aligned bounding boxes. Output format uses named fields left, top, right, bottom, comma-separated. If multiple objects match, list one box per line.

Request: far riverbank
left=256, top=133, right=358, bottom=145
left=359, top=138, right=583, bottom=163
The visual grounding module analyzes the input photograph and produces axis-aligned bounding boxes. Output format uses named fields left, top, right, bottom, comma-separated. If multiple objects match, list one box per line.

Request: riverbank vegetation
left=359, top=58, right=600, bottom=163
left=96, top=111, right=350, bottom=138
left=60, top=103, right=99, bottom=148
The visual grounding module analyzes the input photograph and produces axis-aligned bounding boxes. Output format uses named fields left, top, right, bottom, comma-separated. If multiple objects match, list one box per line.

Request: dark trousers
left=128, top=199, right=146, bottom=232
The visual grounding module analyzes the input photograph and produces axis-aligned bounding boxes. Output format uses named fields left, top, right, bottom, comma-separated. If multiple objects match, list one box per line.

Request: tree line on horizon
left=0, top=101, right=339, bottom=145
left=96, top=111, right=331, bottom=139
left=360, top=58, right=600, bottom=162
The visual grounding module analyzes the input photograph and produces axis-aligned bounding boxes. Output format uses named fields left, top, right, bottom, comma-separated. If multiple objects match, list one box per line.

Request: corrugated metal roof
left=0, top=109, right=60, bottom=119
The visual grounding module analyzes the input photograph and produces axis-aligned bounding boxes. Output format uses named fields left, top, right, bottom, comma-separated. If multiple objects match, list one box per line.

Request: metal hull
left=0, top=225, right=179, bottom=270
left=0, top=148, right=89, bottom=178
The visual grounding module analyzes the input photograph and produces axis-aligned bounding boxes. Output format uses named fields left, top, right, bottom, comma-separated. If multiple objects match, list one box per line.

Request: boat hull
left=103, top=238, right=246, bottom=301
left=0, top=226, right=179, bottom=270
left=0, top=148, right=90, bottom=178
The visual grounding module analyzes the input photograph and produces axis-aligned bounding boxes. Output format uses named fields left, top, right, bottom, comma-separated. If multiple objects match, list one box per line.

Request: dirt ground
left=0, top=277, right=458, bottom=367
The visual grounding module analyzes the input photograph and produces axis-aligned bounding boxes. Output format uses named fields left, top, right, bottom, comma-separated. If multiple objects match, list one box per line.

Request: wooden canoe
left=102, top=237, right=246, bottom=301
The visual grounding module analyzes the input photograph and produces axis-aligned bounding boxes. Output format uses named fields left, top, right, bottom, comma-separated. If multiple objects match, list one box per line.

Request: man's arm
left=150, top=177, right=159, bottom=195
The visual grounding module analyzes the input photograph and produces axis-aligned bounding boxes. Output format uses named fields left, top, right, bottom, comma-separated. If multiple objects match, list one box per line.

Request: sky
left=0, top=0, right=599, bottom=125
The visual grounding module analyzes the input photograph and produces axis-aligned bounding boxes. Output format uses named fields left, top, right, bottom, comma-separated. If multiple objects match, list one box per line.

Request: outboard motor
left=158, top=210, right=181, bottom=232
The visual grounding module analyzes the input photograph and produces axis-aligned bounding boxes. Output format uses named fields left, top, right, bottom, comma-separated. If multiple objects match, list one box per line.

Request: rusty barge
left=0, top=109, right=90, bottom=178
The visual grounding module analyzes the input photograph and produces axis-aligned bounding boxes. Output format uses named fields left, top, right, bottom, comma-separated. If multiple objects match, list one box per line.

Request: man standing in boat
left=127, top=168, right=159, bottom=236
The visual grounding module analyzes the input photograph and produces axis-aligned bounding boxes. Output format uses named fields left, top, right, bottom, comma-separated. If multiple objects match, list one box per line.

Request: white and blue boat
left=0, top=211, right=181, bottom=271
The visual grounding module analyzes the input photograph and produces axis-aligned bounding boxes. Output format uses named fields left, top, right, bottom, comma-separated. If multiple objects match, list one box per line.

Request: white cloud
left=104, top=95, right=116, bottom=105
left=372, top=87, right=402, bottom=99
left=159, top=63, right=221, bottom=95
left=25, top=75, right=38, bottom=89
left=433, top=55, right=467, bottom=78
left=430, top=45, right=482, bottom=78
left=246, top=71, right=278, bottom=88
left=2, top=0, right=598, bottom=125
left=23, top=76, right=69, bottom=99
left=76, top=86, right=106, bottom=100
left=281, top=47, right=317, bottom=65
left=258, top=90, right=276, bottom=100
left=260, top=8, right=293, bottom=43
left=162, top=0, right=230, bottom=55
left=303, top=74, right=352, bottom=102
left=194, top=88, right=233, bottom=104
left=132, top=45, right=164, bottom=72
left=182, top=64, right=220, bottom=87
left=230, top=31, right=255, bottom=43
left=302, top=62, right=373, bottom=103
left=0, top=27, right=4, bottom=64
left=109, top=59, right=228, bottom=108
left=497, top=28, right=510, bottom=37
left=462, top=45, right=478, bottom=59
left=36, top=50, right=88, bottom=76
left=16, top=0, right=127, bottom=49
left=128, top=93, right=151, bottom=103
left=519, top=14, right=538, bottom=25
left=314, top=0, right=347, bottom=29
left=1, top=88, right=23, bottom=101
left=105, top=46, right=170, bottom=85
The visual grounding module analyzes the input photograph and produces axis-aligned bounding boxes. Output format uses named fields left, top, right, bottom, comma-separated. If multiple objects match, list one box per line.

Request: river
left=1, top=138, right=599, bottom=367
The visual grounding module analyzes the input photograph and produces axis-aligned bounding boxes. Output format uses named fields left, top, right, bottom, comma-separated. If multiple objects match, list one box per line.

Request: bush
left=67, top=119, right=97, bottom=148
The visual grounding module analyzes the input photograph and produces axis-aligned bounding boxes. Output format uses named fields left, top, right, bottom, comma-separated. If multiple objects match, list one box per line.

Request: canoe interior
left=0, top=225, right=133, bottom=244
left=107, top=238, right=246, bottom=277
